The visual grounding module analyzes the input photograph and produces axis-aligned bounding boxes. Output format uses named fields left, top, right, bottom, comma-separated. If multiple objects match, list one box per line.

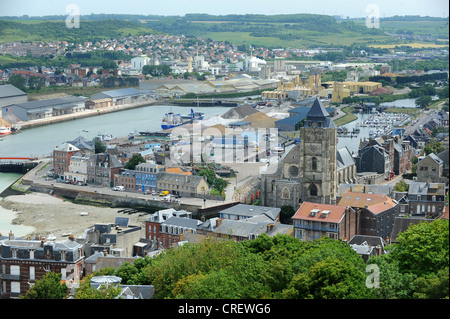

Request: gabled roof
left=0, top=84, right=27, bottom=98
left=292, top=202, right=347, bottom=224
left=337, top=191, right=397, bottom=214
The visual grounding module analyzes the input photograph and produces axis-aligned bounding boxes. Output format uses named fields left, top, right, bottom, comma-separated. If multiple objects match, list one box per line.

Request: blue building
left=135, top=162, right=164, bottom=193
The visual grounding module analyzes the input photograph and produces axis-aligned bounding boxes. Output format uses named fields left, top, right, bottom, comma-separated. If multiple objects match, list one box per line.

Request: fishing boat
left=162, top=108, right=204, bottom=130
left=0, top=125, right=11, bottom=136
left=161, top=111, right=183, bottom=130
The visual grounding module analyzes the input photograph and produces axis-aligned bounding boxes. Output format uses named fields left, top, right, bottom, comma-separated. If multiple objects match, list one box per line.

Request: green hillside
left=142, top=13, right=403, bottom=48
left=0, top=19, right=155, bottom=43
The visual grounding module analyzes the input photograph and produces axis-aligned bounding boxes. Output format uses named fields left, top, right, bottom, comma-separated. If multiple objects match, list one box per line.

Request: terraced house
left=0, top=234, right=84, bottom=299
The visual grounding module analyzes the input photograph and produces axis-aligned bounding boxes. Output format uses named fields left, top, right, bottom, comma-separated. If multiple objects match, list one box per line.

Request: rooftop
left=292, top=202, right=348, bottom=224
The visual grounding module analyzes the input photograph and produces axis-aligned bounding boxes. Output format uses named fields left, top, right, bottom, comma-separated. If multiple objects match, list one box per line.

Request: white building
left=64, top=152, right=90, bottom=183
left=131, top=56, right=150, bottom=71
left=245, top=56, right=266, bottom=72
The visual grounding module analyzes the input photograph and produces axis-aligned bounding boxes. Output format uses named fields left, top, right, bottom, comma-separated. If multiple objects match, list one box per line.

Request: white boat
left=0, top=125, right=11, bottom=136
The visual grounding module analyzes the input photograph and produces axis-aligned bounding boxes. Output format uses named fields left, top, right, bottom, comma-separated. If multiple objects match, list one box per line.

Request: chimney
left=216, top=218, right=223, bottom=228
left=8, top=230, right=14, bottom=240
left=103, top=249, right=108, bottom=256
left=68, top=234, right=75, bottom=241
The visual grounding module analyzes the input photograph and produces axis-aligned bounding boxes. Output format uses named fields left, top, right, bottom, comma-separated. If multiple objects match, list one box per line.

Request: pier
left=0, top=157, right=40, bottom=174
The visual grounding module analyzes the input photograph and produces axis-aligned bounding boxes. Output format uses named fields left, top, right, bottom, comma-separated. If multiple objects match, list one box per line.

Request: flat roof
left=11, top=96, right=86, bottom=109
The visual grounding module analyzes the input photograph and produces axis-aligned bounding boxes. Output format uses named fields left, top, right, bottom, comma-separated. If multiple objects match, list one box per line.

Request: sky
left=0, top=0, right=448, bottom=18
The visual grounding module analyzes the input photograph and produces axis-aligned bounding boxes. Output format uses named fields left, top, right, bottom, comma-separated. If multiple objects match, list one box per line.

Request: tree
left=386, top=219, right=449, bottom=276
left=415, top=95, right=432, bottom=108
left=73, top=274, right=122, bottom=299
left=124, top=153, right=145, bottom=169
left=394, top=180, right=409, bottom=192
left=94, top=139, right=106, bottom=153
left=280, top=205, right=295, bottom=224
left=283, top=257, right=372, bottom=299
left=22, top=272, right=68, bottom=299
left=213, top=177, right=228, bottom=194
left=198, top=168, right=216, bottom=185
left=7, top=74, right=26, bottom=92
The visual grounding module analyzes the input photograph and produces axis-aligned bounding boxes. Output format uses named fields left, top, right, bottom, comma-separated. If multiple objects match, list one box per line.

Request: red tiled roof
left=337, top=191, right=396, bottom=214
left=292, top=202, right=348, bottom=224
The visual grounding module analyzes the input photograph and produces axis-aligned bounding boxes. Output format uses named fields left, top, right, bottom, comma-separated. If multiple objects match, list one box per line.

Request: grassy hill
left=0, top=19, right=155, bottom=43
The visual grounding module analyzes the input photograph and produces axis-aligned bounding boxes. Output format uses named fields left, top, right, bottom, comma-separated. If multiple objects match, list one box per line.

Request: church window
left=318, top=121, right=322, bottom=128
left=289, top=165, right=298, bottom=177
left=309, top=184, right=318, bottom=197
left=281, top=187, right=290, bottom=199
left=312, top=157, right=317, bottom=171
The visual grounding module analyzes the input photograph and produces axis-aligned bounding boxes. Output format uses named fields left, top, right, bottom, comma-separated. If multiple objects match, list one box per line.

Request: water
left=380, top=96, right=439, bottom=108
left=0, top=104, right=232, bottom=157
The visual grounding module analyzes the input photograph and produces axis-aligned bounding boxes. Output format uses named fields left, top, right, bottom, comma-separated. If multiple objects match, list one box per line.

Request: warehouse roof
left=11, top=95, right=86, bottom=109
left=0, top=84, right=27, bottom=98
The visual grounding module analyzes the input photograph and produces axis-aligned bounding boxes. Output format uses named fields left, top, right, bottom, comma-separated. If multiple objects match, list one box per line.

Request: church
left=260, top=97, right=356, bottom=208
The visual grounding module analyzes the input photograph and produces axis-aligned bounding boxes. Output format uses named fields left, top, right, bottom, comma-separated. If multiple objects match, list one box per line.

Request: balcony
left=294, top=221, right=338, bottom=233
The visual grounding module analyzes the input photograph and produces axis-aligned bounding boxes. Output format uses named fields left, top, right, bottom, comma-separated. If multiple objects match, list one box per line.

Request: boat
left=161, top=111, right=183, bottom=130
left=161, top=108, right=204, bottom=130
left=0, top=125, right=11, bottom=136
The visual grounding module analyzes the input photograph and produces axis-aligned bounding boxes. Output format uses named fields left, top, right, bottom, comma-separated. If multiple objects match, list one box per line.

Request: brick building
left=292, top=202, right=357, bottom=241
left=53, top=142, right=80, bottom=178
left=0, top=234, right=84, bottom=299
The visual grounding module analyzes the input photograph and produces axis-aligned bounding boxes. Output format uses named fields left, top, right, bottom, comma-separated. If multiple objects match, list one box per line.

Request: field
left=369, top=43, right=449, bottom=49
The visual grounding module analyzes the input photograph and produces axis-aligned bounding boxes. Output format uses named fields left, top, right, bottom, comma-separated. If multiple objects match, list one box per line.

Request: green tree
left=213, top=177, right=228, bottom=194
left=386, top=219, right=449, bottom=276
left=124, top=153, right=146, bottom=169
left=394, top=180, right=409, bottom=192
left=7, top=74, right=26, bottom=92
left=279, top=205, right=295, bottom=224
left=94, top=139, right=106, bottom=153
left=22, top=272, right=68, bottom=299
left=74, top=274, right=122, bottom=299
left=284, top=257, right=372, bottom=299
left=198, top=168, right=216, bottom=185
left=415, top=95, right=432, bottom=108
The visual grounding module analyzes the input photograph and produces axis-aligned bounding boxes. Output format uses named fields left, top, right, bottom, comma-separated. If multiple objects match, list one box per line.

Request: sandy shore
left=0, top=193, right=149, bottom=241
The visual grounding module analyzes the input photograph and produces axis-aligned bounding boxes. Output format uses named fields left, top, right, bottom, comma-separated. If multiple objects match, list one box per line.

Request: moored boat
left=0, top=125, right=11, bottom=136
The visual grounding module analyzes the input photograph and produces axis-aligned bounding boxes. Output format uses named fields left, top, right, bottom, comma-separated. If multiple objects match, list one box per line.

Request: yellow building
left=331, top=81, right=350, bottom=103
left=322, top=80, right=382, bottom=103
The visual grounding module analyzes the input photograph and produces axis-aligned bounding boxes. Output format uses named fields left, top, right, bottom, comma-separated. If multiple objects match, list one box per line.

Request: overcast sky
left=0, top=0, right=448, bottom=18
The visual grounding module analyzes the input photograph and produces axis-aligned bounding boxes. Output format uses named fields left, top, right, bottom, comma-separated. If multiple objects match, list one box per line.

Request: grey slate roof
left=337, top=147, right=355, bottom=170
left=162, top=216, right=201, bottom=229
left=0, top=84, right=27, bottom=98
left=91, top=88, right=143, bottom=99
left=11, top=95, right=86, bottom=109
left=219, top=204, right=280, bottom=220
left=305, top=97, right=336, bottom=128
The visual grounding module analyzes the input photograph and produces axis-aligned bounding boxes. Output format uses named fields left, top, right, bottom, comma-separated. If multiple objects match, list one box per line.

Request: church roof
left=307, top=97, right=330, bottom=119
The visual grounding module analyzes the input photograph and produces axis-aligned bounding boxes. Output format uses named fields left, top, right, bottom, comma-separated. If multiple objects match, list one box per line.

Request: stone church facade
left=261, top=98, right=356, bottom=208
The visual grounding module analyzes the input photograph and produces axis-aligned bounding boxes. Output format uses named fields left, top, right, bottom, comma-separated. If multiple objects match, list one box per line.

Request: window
left=309, top=184, right=318, bottom=197
left=11, top=249, right=18, bottom=258
left=29, top=250, right=35, bottom=259
left=312, top=157, right=317, bottom=171
left=281, top=187, right=290, bottom=199
left=29, top=266, right=35, bottom=281
left=60, top=251, right=67, bottom=261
